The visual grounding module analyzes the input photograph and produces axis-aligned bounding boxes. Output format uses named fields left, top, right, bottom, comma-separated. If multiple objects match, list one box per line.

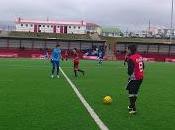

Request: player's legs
left=127, top=79, right=143, bottom=113
left=99, top=58, right=101, bottom=64
left=98, top=58, right=102, bottom=64
left=127, top=80, right=136, bottom=110
left=51, top=60, right=56, bottom=77
left=74, top=63, right=85, bottom=77
left=76, top=63, right=85, bottom=76
left=78, top=69, right=85, bottom=76
left=65, top=56, right=68, bottom=61
left=56, top=61, right=60, bottom=78
left=74, top=64, right=78, bottom=77
left=74, top=70, right=77, bottom=77
left=55, top=61, right=59, bottom=75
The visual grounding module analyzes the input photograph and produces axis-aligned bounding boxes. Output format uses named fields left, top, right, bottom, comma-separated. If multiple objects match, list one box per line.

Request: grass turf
left=0, top=59, right=175, bottom=130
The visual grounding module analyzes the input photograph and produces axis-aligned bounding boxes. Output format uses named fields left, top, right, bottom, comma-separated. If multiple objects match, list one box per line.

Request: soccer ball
left=103, top=96, right=112, bottom=104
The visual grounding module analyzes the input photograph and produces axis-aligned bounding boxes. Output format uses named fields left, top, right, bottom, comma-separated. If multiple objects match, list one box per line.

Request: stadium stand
left=0, top=33, right=106, bottom=59
left=1, top=31, right=175, bottom=62
left=115, top=42, right=175, bottom=62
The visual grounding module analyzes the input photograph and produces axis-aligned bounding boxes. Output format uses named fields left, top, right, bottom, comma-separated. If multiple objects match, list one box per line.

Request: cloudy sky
left=0, top=0, right=173, bottom=30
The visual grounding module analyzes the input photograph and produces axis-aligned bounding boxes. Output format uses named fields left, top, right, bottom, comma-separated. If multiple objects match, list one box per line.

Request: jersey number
left=139, top=62, right=143, bottom=72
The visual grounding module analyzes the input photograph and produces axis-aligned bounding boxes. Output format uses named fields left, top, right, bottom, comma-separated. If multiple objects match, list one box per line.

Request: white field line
left=60, top=67, right=109, bottom=130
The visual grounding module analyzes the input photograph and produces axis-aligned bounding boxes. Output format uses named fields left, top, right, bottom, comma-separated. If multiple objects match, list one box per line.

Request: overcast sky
left=0, top=0, right=173, bottom=31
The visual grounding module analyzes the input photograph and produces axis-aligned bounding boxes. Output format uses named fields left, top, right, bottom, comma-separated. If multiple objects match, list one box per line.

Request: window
left=43, top=25, right=45, bottom=27
left=39, top=25, right=41, bottom=27
left=78, top=26, right=81, bottom=29
left=74, top=26, right=76, bottom=29
left=57, top=26, right=60, bottom=28
left=51, top=25, right=53, bottom=28
left=47, top=25, right=49, bottom=28
left=69, top=26, right=71, bottom=29
left=30, top=24, right=33, bottom=27
left=21, top=24, right=23, bottom=26
left=26, top=24, right=28, bottom=27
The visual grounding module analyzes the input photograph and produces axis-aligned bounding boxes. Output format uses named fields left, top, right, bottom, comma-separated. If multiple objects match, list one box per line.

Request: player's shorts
left=74, top=63, right=79, bottom=70
left=126, top=79, right=143, bottom=96
left=64, top=55, right=68, bottom=59
left=51, top=60, right=60, bottom=68
left=99, top=57, right=103, bottom=60
left=65, top=55, right=68, bottom=57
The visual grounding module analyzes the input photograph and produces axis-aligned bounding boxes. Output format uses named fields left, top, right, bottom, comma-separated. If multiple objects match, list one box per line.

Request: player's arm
left=124, top=54, right=128, bottom=65
left=127, top=59, right=134, bottom=76
left=124, top=57, right=127, bottom=65
left=50, top=49, right=54, bottom=62
left=143, top=61, right=145, bottom=70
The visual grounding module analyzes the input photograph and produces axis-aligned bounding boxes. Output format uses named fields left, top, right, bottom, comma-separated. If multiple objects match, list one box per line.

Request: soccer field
left=0, top=59, right=175, bottom=130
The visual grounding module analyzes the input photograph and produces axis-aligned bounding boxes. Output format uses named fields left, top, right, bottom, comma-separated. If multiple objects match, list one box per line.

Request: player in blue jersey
left=51, top=44, right=62, bottom=78
left=97, top=49, right=104, bottom=65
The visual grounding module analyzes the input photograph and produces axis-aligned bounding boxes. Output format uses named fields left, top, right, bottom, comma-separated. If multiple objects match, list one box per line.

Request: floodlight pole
left=170, top=0, right=174, bottom=43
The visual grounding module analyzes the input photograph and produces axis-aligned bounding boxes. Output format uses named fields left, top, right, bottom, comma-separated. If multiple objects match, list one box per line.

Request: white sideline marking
left=60, top=67, right=109, bottom=130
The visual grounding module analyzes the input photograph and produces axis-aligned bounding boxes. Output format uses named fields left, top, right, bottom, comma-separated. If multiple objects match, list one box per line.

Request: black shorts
left=74, top=63, right=79, bottom=70
left=126, top=79, right=143, bottom=95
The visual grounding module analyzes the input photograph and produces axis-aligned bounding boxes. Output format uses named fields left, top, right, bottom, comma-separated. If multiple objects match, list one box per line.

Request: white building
left=145, top=26, right=175, bottom=38
left=15, top=18, right=101, bottom=34
left=102, top=27, right=122, bottom=37
left=128, top=26, right=173, bottom=38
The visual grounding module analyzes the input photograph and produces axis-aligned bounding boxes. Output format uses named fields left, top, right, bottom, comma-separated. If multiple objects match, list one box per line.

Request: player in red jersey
left=126, top=44, right=144, bottom=114
left=124, top=52, right=130, bottom=66
left=72, top=48, right=85, bottom=77
left=64, top=50, right=69, bottom=61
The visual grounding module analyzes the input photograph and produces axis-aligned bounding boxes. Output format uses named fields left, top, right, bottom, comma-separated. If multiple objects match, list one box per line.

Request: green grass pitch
left=0, top=58, right=175, bottom=130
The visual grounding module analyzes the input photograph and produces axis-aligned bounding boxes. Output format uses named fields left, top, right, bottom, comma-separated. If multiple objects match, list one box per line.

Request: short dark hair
left=56, top=44, right=60, bottom=47
left=128, top=44, right=137, bottom=54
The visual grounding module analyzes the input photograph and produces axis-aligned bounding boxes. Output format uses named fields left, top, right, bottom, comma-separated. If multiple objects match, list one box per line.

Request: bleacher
left=0, top=32, right=105, bottom=58
left=1, top=31, right=175, bottom=62
left=115, top=43, right=175, bottom=62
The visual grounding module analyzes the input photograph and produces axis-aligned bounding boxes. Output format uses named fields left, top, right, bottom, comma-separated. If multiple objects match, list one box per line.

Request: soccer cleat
left=129, top=110, right=137, bottom=114
left=57, top=75, right=60, bottom=78
left=51, top=75, right=54, bottom=78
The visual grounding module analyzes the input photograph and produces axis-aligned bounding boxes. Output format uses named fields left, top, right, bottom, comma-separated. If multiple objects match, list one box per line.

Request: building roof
left=15, top=18, right=99, bottom=27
